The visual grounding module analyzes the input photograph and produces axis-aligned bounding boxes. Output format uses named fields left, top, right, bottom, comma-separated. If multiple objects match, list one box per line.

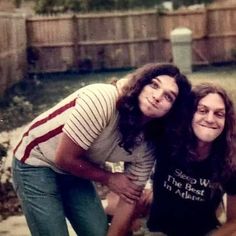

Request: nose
left=153, top=90, right=163, bottom=102
left=205, top=111, right=215, bottom=123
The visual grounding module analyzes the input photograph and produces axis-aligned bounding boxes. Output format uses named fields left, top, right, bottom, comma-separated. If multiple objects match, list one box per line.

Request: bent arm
left=212, top=195, right=236, bottom=236
left=55, top=133, right=141, bottom=202
left=55, top=133, right=112, bottom=185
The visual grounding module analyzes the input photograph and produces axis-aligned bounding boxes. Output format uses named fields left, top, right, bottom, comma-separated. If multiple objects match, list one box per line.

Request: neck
left=196, top=141, right=212, bottom=161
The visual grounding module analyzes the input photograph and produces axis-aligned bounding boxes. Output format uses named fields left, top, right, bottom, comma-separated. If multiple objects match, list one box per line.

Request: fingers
left=140, top=189, right=153, bottom=205
left=126, top=174, right=143, bottom=191
left=107, top=173, right=143, bottom=203
left=120, top=193, right=136, bottom=204
left=126, top=173, right=140, bottom=184
left=119, top=185, right=142, bottom=204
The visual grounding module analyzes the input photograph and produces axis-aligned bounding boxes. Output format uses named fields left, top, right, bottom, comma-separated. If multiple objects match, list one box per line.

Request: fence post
left=72, top=14, right=79, bottom=70
left=170, top=27, right=192, bottom=73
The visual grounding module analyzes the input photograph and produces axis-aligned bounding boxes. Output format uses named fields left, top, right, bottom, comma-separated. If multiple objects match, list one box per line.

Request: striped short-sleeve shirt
left=14, top=83, right=155, bottom=186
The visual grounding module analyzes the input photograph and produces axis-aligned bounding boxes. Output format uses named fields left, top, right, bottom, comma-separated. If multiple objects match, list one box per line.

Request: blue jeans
left=12, top=158, right=108, bottom=236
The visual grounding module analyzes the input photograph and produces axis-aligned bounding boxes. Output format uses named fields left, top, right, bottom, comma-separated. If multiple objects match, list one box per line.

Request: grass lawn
left=0, top=64, right=235, bottom=132
left=189, top=65, right=236, bottom=102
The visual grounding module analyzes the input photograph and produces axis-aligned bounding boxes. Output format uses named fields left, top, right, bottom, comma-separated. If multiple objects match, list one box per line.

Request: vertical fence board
left=206, top=5, right=236, bottom=62
left=25, top=7, right=236, bottom=73
left=1, top=6, right=236, bottom=82
left=0, top=13, right=27, bottom=96
left=27, top=15, right=75, bottom=72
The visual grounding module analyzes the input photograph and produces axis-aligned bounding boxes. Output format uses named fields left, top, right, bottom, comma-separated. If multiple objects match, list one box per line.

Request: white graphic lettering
left=167, top=175, right=182, bottom=188
left=199, top=178, right=210, bottom=187
left=175, top=189, right=204, bottom=201
left=175, top=169, right=197, bottom=184
left=164, top=181, right=172, bottom=191
left=162, top=169, right=211, bottom=202
left=185, top=183, right=204, bottom=196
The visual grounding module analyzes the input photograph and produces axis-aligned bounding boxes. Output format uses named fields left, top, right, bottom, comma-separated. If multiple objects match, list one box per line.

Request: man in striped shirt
left=12, top=63, right=191, bottom=236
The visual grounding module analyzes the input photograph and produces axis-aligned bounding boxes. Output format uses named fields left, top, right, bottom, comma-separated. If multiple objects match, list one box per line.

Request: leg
left=12, top=158, right=69, bottom=236
left=58, top=174, right=108, bottom=236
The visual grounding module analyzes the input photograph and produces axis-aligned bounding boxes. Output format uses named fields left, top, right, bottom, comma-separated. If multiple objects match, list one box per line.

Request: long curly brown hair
left=116, top=63, right=192, bottom=153
left=186, top=83, right=236, bottom=181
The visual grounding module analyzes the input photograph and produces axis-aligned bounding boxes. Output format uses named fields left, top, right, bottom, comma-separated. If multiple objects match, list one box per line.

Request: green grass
left=0, top=65, right=235, bottom=132
left=189, top=65, right=236, bottom=102
left=0, top=70, right=130, bottom=132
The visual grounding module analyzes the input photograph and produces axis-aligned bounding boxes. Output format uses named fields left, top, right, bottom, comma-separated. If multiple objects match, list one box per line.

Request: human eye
left=164, top=93, right=174, bottom=103
left=197, top=106, right=208, bottom=114
left=215, top=111, right=225, bottom=118
left=150, top=81, right=159, bottom=89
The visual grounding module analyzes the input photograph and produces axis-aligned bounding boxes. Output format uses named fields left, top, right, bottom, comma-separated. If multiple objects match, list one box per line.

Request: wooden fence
left=26, top=5, right=236, bottom=73
left=0, top=13, right=27, bottom=96
left=0, top=4, right=236, bottom=82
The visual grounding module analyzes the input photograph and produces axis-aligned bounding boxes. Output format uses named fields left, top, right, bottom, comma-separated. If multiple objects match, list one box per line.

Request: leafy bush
left=0, top=79, right=41, bottom=132
left=0, top=142, right=22, bottom=221
left=34, top=0, right=213, bottom=14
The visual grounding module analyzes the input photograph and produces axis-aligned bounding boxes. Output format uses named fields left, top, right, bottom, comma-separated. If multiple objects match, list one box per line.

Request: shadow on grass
left=0, top=69, right=131, bottom=132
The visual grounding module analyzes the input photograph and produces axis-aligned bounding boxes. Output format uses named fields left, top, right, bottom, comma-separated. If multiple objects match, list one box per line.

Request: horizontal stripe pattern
left=14, top=90, right=78, bottom=163
left=13, top=99, right=76, bottom=155
left=63, top=84, right=118, bottom=150
left=14, top=84, right=118, bottom=164
left=125, top=153, right=155, bottom=186
left=14, top=83, right=155, bottom=188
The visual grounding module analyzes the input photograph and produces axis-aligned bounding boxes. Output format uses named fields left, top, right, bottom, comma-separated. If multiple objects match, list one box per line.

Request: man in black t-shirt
left=147, top=83, right=236, bottom=236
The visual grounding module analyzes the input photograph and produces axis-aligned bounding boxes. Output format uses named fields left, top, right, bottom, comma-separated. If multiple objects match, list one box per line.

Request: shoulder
left=74, top=83, right=119, bottom=122
left=78, top=83, right=118, bottom=100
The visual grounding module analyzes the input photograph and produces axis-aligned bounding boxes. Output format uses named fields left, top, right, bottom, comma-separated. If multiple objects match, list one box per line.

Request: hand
left=107, top=172, right=142, bottom=204
left=140, top=188, right=153, bottom=207
left=134, top=189, right=153, bottom=217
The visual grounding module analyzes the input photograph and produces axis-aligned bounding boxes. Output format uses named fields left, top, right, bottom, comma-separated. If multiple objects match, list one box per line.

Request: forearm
left=107, top=199, right=136, bottom=236
left=55, top=133, right=112, bottom=185
left=55, top=133, right=141, bottom=201
left=211, top=220, right=236, bottom=236
left=55, top=154, right=112, bottom=185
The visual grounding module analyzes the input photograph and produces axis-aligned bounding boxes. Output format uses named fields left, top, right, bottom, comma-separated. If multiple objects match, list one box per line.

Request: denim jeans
left=12, top=158, right=108, bottom=236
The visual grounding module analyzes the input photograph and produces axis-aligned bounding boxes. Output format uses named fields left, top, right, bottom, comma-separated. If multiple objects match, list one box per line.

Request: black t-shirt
left=147, top=156, right=236, bottom=236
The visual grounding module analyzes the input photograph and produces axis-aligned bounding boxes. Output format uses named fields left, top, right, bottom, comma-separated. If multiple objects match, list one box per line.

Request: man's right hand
left=107, top=172, right=142, bottom=204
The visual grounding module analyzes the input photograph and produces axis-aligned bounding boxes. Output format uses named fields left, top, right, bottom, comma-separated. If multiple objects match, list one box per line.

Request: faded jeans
left=12, top=158, right=108, bottom=236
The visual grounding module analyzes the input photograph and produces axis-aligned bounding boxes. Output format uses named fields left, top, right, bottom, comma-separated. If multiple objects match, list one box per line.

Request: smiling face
left=138, top=75, right=179, bottom=121
left=192, top=93, right=226, bottom=145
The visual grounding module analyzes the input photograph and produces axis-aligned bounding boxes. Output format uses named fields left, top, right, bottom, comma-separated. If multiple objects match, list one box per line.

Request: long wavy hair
left=116, top=63, right=191, bottom=153
left=190, top=83, right=236, bottom=180
left=171, top=83, right=236, bottom=182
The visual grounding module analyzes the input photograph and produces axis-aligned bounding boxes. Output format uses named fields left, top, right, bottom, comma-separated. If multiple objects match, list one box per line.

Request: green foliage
left=89, top=0, right=114, bottom=11
left=0, top=80, right=38, bottom=132
left=0, top=96, right=33, bottom=132
left=0, top=143, right=8, bottom=161
left=34, top=0, right=213, bottom=14
left=14, top=0, right=22, bottom=8
left=172, top=0, right=212, bottom=9
left=62, top=0, right=82, bottom=12
left=35, top=0, right=58, bottom=14
left=0, top=141, right=9, bottom=185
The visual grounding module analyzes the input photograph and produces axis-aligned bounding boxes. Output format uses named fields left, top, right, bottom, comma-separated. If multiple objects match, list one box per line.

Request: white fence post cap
left=170, top=27, right=192, bottom=43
